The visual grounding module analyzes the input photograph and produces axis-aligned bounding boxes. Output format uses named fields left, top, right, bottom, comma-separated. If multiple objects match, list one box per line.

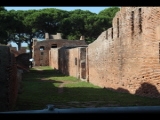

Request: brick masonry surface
left=35, top=7, right=160, bottom=98
left=88, top=7, right=160, bottom=98
left=33, top=39, right=87, bottom=66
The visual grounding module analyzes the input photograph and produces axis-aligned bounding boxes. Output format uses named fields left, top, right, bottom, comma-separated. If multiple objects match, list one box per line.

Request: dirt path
left=33, top=67, right=77, bottom=94
left=58, top=82, right=66, bottom=93
left=58, top=81, right=78, bottom=93
left=33, top=67, right=44, bottom=71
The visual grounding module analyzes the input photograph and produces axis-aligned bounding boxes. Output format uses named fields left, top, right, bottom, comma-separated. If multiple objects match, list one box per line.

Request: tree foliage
left=98, top=7, right=120, bottom=25
left=0, top=6, right=6, bottom=11
left=1, top=7, right=120, bottom=54
left=98, top=7, right=120, bottom=18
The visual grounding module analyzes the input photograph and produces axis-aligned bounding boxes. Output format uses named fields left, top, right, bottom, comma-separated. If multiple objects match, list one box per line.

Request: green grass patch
left=13, top=66, right=160, bottom=111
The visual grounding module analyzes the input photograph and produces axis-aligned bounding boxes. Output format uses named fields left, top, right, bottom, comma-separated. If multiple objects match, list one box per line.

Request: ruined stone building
left=0, top=42, right=30, bottom=111
left=0, top=44, right=29, bottom=111
left=87, top=7, right=160, bottom=98
left=7, top=43, right=28, bottom=57
left=49, top=46, right=87, bottom=80
left=47, top=7, right=160, bottom=98
left=32, top=33, right=87, bottom=66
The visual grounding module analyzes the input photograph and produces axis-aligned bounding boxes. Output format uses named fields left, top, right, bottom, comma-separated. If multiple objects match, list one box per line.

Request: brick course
left=88, top=7, right=160, bottom=98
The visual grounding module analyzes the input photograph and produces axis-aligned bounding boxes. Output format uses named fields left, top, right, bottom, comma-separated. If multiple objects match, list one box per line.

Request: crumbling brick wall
left=10, top=47, right=27, bottom=57
left=33, top=39, right=87, bottom=66
left=64, top=47, right=80, bottom=78
left=18, top=47, right=27, bottom=54
left=44, top=7, right=160, bottom=98
left=49, top=48, right=60, bottom=69
left=0, top=45, right=29, bottom=111
left=51, top=46, right=87, bottom=80
left=87, top=7, right=160, bottom=98
left=8, top=53, right=18, bottom=110
left=16, top=53, right=30, bottom=71
left=0, top=45, right=18, bottom=111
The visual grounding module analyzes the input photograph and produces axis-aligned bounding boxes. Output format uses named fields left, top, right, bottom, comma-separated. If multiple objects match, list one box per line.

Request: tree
left=0, top=6, right=7, bottom=11
left=59, top=9, right=97, bottom=40
left=98, top=7, right=120, bottom=18
left=59, top=9, right=112, bottom=44
left=23, top=8, right=69, bottom=58
left=84, top=15, right=110, bottom=44
left=98, top=7, right=120, bottom=25
left=24, top=8, right=69, bottom=35
left=0, top=10, right=14, bottom=44
left=6, top=10, right=30, bottom=50
left=1, top=7, right=120, bottom=51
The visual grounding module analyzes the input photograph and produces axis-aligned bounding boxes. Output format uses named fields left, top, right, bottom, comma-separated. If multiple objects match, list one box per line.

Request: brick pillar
left=80, top=36, right=85, bottom=40
left=45, top=33, right=49, bottom=40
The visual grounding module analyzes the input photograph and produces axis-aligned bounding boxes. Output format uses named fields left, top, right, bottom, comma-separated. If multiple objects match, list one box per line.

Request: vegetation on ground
left=13, top=66, right=160, bottom=111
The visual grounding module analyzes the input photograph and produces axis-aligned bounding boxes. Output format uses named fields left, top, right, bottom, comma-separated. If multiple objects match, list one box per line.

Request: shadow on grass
left=13, top=67, right=160, bottom=111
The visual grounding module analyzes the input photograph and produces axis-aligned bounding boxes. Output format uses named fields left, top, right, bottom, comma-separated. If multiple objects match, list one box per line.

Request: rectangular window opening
left=40, top=46, right=45, bottom=51
left=51, top=44, right=57, bottom=48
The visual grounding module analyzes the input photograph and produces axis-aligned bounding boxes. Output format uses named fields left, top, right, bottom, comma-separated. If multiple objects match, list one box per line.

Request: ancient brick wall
left=33, top=7, right=160, bottom=98
left=88, top=7, right=160, bottom=98
left=10, top=46, right=27, bottom=57
left=58, top=47, right=68, bottom=75
left=66, top=47, right=79, bottom=78
left=10, top=47, right=17, bottom=51
left=8, top=53, right=18, bottom=110
left=0, top=45, right=28, bottom=111
left=49, top=48, right=60, bottom=69
left=16, top=53, right=30, bottom=71
left=53, top=46, right=87, bottom=80
left=33, top=39, right=87, bottom=66
left=18, top=47, right=27, bottom=54
left=58, top=47, right=78, bottom=76
left=0, top=45, right=18, bottom=111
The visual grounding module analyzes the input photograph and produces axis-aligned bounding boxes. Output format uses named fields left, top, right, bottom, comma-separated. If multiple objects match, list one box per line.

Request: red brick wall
left=0, top=46, right=18, bottom=111
left=18, top=47, right=27, bottom=54
left=50, top=47, right=87, bottom=80
left=33, top=39, right=87, bottom=66
left=49, top=48, right=60, bottom=69
left=88, top=7, right=160, bottom=98
left=40, top=7, right=160, bottom=98
left=67, top=48, right=80, bottom=78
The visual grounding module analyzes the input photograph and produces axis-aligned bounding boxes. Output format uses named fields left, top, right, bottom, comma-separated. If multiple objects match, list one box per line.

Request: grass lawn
left=13, top=66, right=160, bottom=111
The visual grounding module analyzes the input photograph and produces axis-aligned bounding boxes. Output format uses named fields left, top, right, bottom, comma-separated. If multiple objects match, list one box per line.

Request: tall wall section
left=88, top=7, right=160, bottom=98
left=0, top=46, right=18, bottom=111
